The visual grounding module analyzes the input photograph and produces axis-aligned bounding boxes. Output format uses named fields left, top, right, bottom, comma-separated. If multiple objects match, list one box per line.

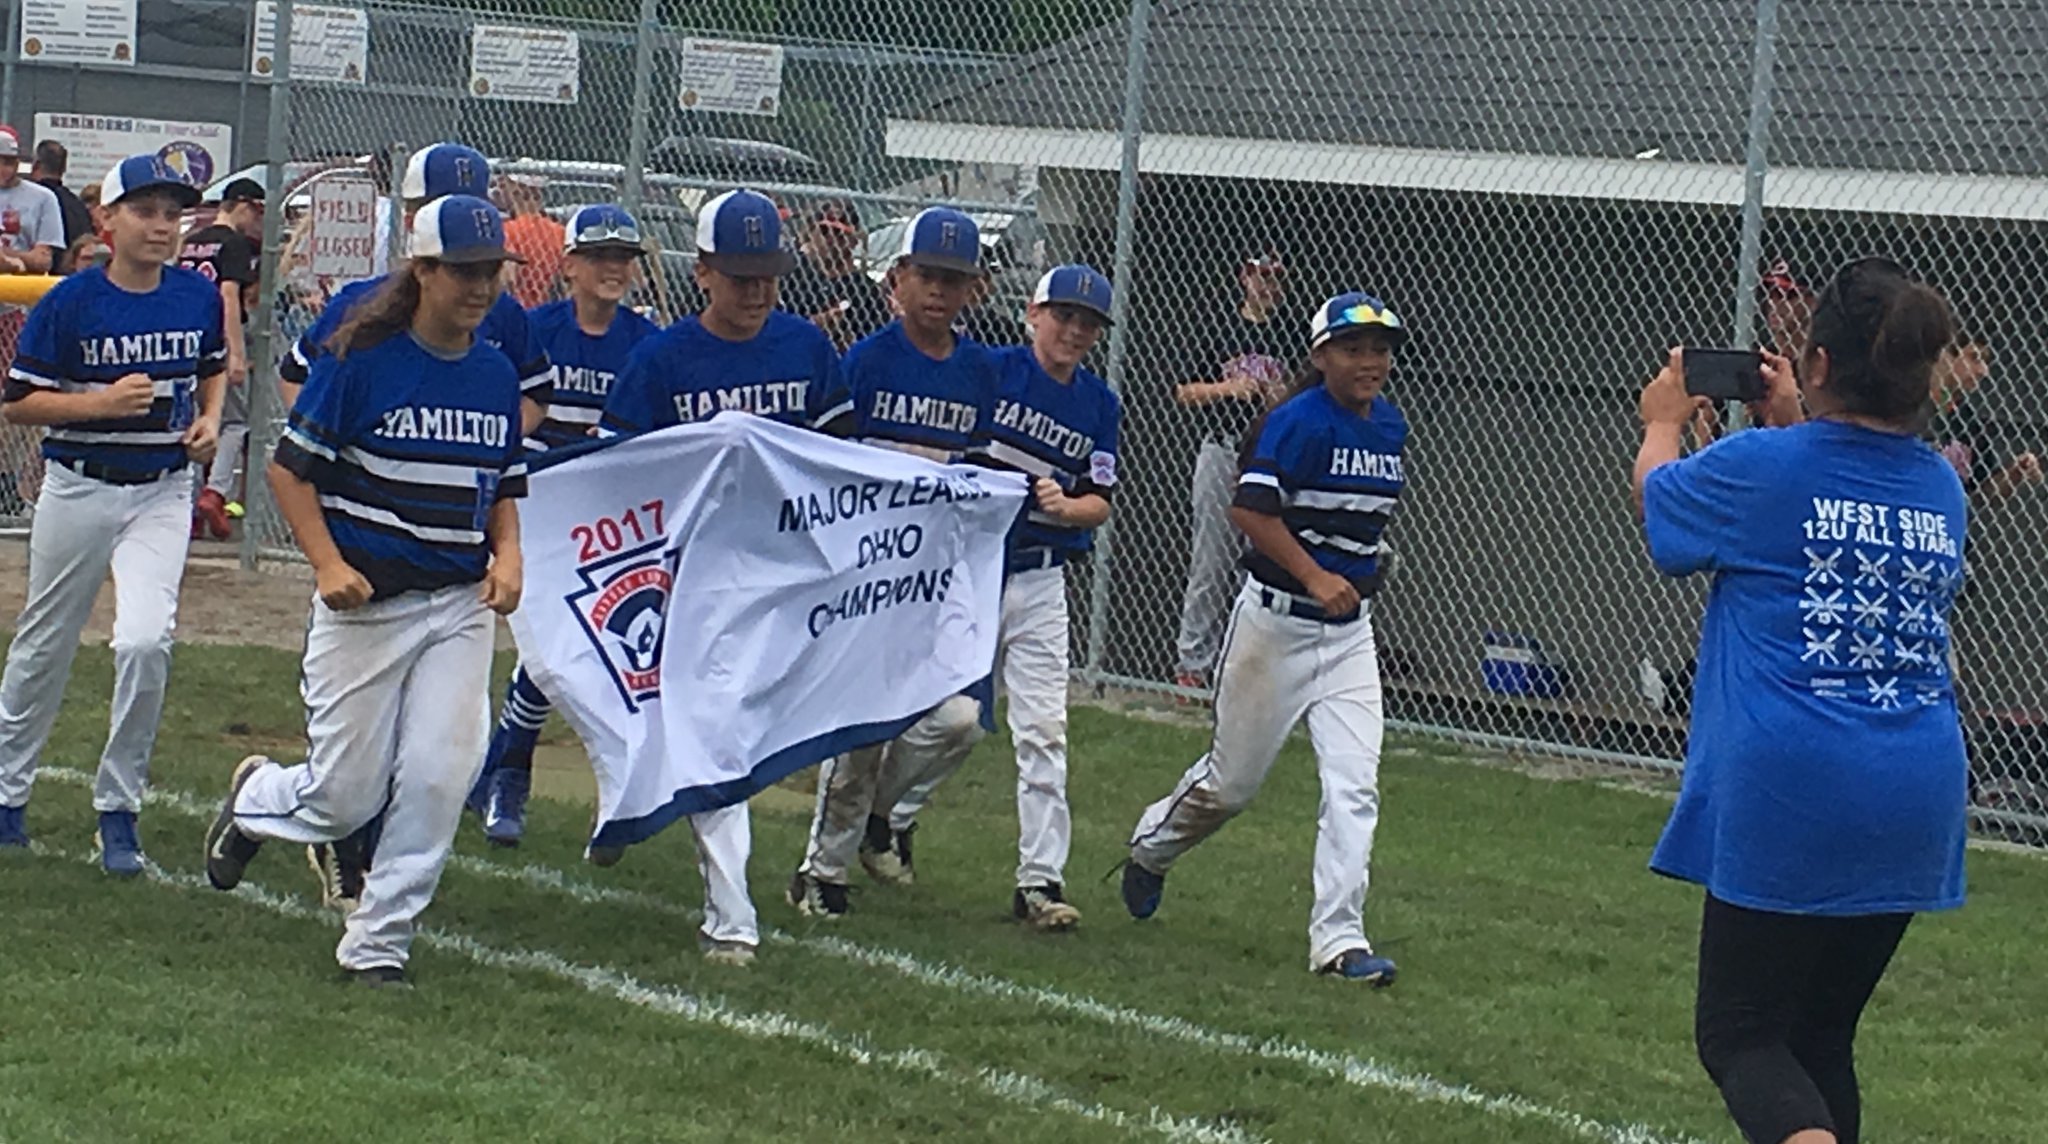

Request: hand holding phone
left=1683, top=347, right=1767, bottom=402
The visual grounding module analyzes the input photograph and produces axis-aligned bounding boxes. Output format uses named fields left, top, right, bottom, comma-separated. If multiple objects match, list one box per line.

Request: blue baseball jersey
left=5, top=265, right=227, bottom=475
left=599, top=310, right=849, bottom=436
left=1235, top=384, right=1408, bottom=595
left=281, top=275, right=554, bottom=404
left=845, top=321, right=1000, bottom=463
left=984, top=345, right=1121, bottom=555
left=1644, top=421, right=1968, bottom=915
left=274, top=332, right=527, bottom=602
left=527, top=300, right=661, bottom=450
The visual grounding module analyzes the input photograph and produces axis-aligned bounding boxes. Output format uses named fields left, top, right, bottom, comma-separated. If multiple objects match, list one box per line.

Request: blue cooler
left=1482, top=631, right=1564, bottom=698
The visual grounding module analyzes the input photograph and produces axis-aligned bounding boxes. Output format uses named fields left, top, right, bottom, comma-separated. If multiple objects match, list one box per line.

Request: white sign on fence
left=34, top=113, right=231, bottom=192
left=469, top=24, right=580, bottom=105
left=678, top=38, right=784, bottom=118
left=250, top=2, right=369, bottom=84
left=310, top=179, right=379, bottom=281
left=20, top=0, right=136, bottom=67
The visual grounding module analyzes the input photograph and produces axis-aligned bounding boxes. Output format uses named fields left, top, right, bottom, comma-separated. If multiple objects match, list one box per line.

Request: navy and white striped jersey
left=984, top=345, right=1121, bottom=556
left=845, top=320, right=999, bottom=463
left=1234, top=384, right=1408, bottom=595
left=280, top=274, right=553, bottom=405
left=5, top=265, right=226, bottom=476
left=526, top=300, right=661, bottom=450
left=275, top=332, right=527, bottom=601
left=599, top=310, right=848, bottom=436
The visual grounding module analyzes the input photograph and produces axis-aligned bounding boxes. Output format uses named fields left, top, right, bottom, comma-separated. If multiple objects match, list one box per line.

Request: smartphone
left=1682, top=347, right=1766, bottom=402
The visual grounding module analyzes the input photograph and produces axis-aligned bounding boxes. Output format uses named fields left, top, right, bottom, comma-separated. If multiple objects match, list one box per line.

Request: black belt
left=56, top=457, right=179, bottom=486
left=1253, top=582, right=1363, bottom=626
left=1007, top=548, right=1066, bottom=575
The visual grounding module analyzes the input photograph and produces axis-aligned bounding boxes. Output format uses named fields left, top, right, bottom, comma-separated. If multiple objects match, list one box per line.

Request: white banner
left=309, top=178, right=378, bottom=280
left=33, top=113, right=231, bottom=192
left=20, top=0, right=135, bottom=67
left=509, top=414, right=1025, bottom=850
left=678, top=37, right=784, bottom=117
left=250, top=2, right=369, bottom=84
left=469, top=24, right=580, bottom=105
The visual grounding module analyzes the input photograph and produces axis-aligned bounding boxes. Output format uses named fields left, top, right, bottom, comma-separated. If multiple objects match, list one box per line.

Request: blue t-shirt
left=527, top=300, right=661, bottom=450
left=1234, top=385, right=1408, bottom=598
left=275, top=333, right=527, bottom=602
left=846, top=321, right=1000, bottom=463
left=5, top=265, right=227, bottom=476
left=1643, top=420, right=1970, bottom=916
left=282, top=275, right=554, bottom=405
left=985, top=345, right=1122, bottom=555
left=600, top=310, right=848, bottom=436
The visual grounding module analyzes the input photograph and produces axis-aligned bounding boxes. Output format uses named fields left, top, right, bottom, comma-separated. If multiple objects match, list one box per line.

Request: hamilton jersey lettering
left=3, top=265, right=227, bottom=476
left=557, top=366, right=612, bottom=397
left=867, top=390, right=980, bottom=437
left=1235, top=385, right=1408, bottom=599
left=376, top=406, right=511, bottom=447
left=527, top=299, right=659, bottom=450
left=995, top=398, right=1095, bottom=460
left=845, top=320, right=999, bottom=464
left=982, top=345, right=1122, bottom=557
left=1330, top=447, right=1405, bottom=482
left=601, top=310, right=847, bottom=437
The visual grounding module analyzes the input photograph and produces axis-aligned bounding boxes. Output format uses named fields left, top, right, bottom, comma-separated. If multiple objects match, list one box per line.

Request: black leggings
left=1694, top=894, right=1911, bottom=1144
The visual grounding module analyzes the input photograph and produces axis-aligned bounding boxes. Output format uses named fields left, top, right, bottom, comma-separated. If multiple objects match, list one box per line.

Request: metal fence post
left=620, top=0, right=659, bottom=215
left=1081, top=0, right=1154, bottom=687
left=1, top=0, right=20, bottom=128
left=240, top=0, right=293, bottom=571
left=1726, top=0, right=1782, bottom=431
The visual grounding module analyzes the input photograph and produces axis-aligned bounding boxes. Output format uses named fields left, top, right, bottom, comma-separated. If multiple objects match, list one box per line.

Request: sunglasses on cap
left=571, top=219, right=642, bottom=250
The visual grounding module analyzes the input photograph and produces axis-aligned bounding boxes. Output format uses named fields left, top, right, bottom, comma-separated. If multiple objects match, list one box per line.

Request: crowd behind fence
left=1, top=0, right=2043, bottom=841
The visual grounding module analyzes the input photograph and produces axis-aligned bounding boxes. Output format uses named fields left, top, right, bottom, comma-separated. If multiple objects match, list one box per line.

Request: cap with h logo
left=1031, top=264, right=1114, bottom=323
left=401, top=143, right=491, bottom=201
left=897, top=207, right=982, bottom=276
left=1309, top=291, right=1406, bottom=349
left=101, top=154, right=202, bottom=207
left=695, top=189, right=796, bottom=277
left=410, top=194, right=523, bottom=264
left=564, top=203, right=643, bottom=254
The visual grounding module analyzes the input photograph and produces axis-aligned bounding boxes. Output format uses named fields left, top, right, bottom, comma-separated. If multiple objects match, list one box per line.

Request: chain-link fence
left=3, top=0, right=2041, bottom=841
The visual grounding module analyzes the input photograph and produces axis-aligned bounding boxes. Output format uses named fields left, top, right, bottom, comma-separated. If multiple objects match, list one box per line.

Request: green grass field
left=3, top=642, right=2045, bottom=1144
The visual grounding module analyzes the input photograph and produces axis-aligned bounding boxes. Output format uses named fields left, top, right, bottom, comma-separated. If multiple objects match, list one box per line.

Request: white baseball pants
left=233, top=584, right=494, bottom=972
left=799, top=693, right=984, bottom=885
left=0, top=464, right=193, bottom=813
left=1173, top=440, right=1245, bottom=679
left=880, top=564, right=1070, bottom=886
left=690, top=802, right=757, bottom=946
left=204, top=379, right=249, bottom=499
left=1129, top=580, right=1386, bottom=970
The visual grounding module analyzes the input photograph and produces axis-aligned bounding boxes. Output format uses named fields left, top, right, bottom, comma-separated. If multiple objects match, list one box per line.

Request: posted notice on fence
left=20, top=0, right=136, bottom=66
left=469, top=24, right=580, bottom=104
left=34, top=114, right=230, bottom=192
left=310, top=179, right=378, bottom=281
left=678, top=38, right=784, bottom=117
left=250, top=2, right=370, bottom=84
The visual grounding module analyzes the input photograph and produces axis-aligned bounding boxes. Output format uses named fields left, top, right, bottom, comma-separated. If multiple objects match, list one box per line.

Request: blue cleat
left=483, top=766, right=530, bottom=848
left=0, top=803, right=26, bottom=848
left=1119, top=857, right=1165, bottom=919
left=1318, top=946, right=1398, bottom=988
left=98, top=811, right=145, bottom=878
left=463, top=759, right=496, bottom=819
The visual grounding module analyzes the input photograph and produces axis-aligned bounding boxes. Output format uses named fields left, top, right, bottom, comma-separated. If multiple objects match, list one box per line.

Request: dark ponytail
left=324, top=262, right=427, bottom=360
left=1808, top=259, right=1955, bottom=422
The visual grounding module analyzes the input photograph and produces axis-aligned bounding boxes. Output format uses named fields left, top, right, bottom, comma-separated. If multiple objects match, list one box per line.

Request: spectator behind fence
left=0, top=126, right=62, bottom=275
left=783, top=198, right=890, bottom=351
left=178, top=177, right=266, bottom=539
left=1170, top=250, right=1294, bottom=696
left=1926, top=335, right=2042, bottom=502
left=499, top=173, right=564, bottom=308
left=29, top=139, right=91, bottom=252
left=1634, top=257, right=1967, bottom=1144
left=81, top=181, right=106, bottom=245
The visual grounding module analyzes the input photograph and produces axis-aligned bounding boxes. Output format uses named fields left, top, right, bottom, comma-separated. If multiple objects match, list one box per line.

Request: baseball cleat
left=204, top=756, right=269, bottom=890
left=224, top=500, right=245, bottom=520
left=0, top=803, right=27, bottom=848
left=97, top=811, right=146, bottom=877
left=1013, top=883, right=1081, bottom=931
left=858, top=815, right=915, bottom=886
left=307, top=841, right=364, bottom=913
left=483, top=766, right=530, bottom=848
left=194, top=488, right=232, bottom=541
left=1118, top=858, right=1166, bottom=919
left=699, top=934, right=758, bottom=967
left=344, top=965, right=411, bottom=990
left=463, top=759, right=496, bottom=820
left=786, top=870, right=850, bottom=918
left=1318, top=946, right=1398, bottom=987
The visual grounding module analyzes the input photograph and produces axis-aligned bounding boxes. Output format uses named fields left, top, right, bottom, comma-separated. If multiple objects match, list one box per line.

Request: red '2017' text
left=571, top=500, right=665, bottom=562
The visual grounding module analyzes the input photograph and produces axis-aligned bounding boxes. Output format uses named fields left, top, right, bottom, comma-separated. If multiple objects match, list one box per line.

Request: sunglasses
left=571, top=221, right=641, bottom=249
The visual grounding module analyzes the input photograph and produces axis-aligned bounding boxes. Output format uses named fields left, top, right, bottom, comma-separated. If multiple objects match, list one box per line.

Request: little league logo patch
left=566, top=539, right=680, bottom=714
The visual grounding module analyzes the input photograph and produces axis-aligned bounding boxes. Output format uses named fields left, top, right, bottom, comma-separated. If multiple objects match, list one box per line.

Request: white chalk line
left=28, top=837, right=1260, bottom=1144
left=44, top=767, right=1709, bottom=1144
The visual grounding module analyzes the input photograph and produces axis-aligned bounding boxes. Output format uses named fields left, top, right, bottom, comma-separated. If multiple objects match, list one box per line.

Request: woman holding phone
left=1634, top=258, right=1968, bottom=1144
